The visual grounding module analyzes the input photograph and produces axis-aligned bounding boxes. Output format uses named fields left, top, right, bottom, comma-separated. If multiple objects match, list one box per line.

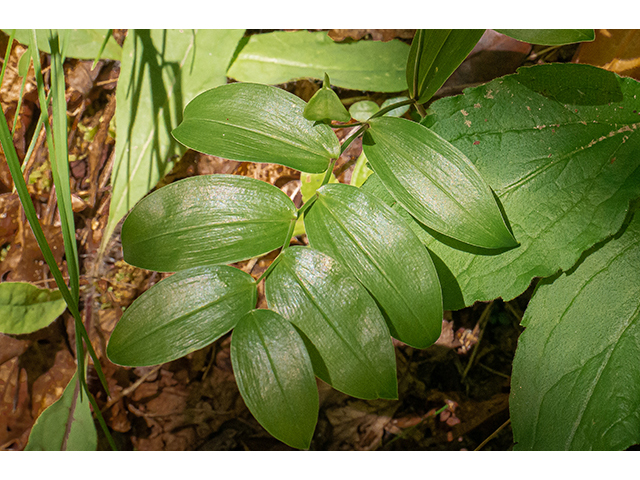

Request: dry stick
left=461, top=300, right=494, bottom=384
left=100, top=365, right=163, bottom=413
left=378, top=403, right=451, bottom=450
left=474, top=418, right=511, bottom=451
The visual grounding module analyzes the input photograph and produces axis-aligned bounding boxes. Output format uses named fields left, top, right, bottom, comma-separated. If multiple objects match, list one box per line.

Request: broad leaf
left=227, top=30, right=410, bottom=92
left=25, top=372, right=97, bottom=451
left=231, top=309, right=318, bottom=450
left=350, top=151, right=373, bottom=187
left=511, top=211, right=640, bottom=450
left=0, top=282, right=67, bottom=334
left=103, top=29, right=245, bottom=255
left=305, top=183, right=442, bottom=348
left=496, top=29, right=595, bottom=46
left=173, top=82, right=339, bottom=174
left=364, top=116, right=518, bottom=250
left=121, top=174, right=296, bottom=272
left=266, top=247, right=397, bottom=400
left=300, top=171, right=338, bottom=203
left=414, top=63, right=640, bottom=309
left=107, top=265, right=256, bottom=367
left=407, top=29, right=484, bottom=104
left=10, top=29, right=122, bottom=60
left=349, top=101, right=379, bottom=122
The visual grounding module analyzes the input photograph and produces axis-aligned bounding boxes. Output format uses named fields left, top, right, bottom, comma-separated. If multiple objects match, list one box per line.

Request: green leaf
left=266, top=247, right=397, bottom=400
left=103, top=29, right=245, bottom=256
left=173, top=82, right=339, bottom=174
left=349, top=101, right=379, bottom=122
left=406, top=29, right=484, bottom=104
left=300, top=171, right=338, bottom=204
left=25, top=372, right=97, bottom=451
left=107, top=265, right=256, bottom=367
left=415, top=63, right=640, bottom=309
left=10, top=29, right=121, bottom=60
left=231, top=309, right=318, bottom=450
left=364, top=117, right=518, bottom=250
left=305, top=184, right=442, bottom=348
left=350, top=151, right=373, bottom=187
left=496, top=29, right=595, bottom=46
left=0, top=282, right=67, bottom=334
left=17, top=46, right=31, bottom=77
left=304, top=73, right=351, bottom=123
left=121, top=174, right=296, bottom=272
left=380, top=96, right=411, bottom=118
left=227, top=30, right=410, bottom=93
left=511, top=211, right=640, bottom=450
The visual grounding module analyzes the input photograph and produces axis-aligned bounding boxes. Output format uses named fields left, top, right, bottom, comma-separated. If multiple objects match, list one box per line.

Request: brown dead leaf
left=0, top=334, right=29, bottom=366
left=573, top=29, right=640, bottom=80
left=0, top=358, right=32, bottom=449
left=325, top=399, right=400, bottom=450
left=30, top=348, right=76, bottom=418
left=328, top=30, right=415, bottom=43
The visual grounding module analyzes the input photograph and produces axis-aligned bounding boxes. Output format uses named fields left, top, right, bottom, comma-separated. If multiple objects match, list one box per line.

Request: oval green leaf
left=511, top=211, right=640, bottom=450
left=406, top=29, right=484, bottom=104
left=364, top=117, right=518, bottom=249
left=349, top=101, right=380, bottom=122
left=25, top=372, right=97, bottom=451
left=10, top=29, right=122, bottom=60
left=496, top=29, right=595, bottom=46
left=0, top=282, right=67, bottom=335
left=107, top=265, right=257, bottom=367
left=227, top=30, right=410, bottom=93
left=266, top=247, right=397, bottom=400
left=121, top=174, right=297, bottom=272
left=305, top=183, right=442, bottom=348
left=231, top=309, right=319, bottom=450
left=172, top=82, right=339, bottom=174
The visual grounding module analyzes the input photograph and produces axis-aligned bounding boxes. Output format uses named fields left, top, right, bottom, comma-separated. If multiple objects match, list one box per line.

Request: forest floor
left=0, top=29, right=634, bottom=451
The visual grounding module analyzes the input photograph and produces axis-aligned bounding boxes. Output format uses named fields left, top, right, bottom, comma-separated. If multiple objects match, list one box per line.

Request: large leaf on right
left=266, top=247, right=397, bottom=400
left=364, top=116, right=518, bottom=250
left=231, top=309, right=318, bottom=450
left=107, top=265, right=256, bottom=367
left=121, top=175, right=296, bottom=272
left=305, top=183, right=442, bottom=349
left=172, top=82, right=339, bottom=174
left=511, top=210, right=640, bottom=450
left=414, top=63, right=640, bottom=309
left=227, top=30, right=410, bottom=92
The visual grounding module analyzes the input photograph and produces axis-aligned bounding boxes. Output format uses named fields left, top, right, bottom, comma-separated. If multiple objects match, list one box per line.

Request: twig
left=378, top=403, right=450, bottom=450
left=474, top=418, right=511, bottom=451
left=478, top=362, right=510, bottom=379
left=461, top=301, right=493, bottom=383
left=100, top=365, right=162, bottom=412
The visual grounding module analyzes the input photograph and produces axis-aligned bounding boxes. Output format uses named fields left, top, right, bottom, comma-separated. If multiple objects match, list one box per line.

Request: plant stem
left=319, top=157, right=336, bottom=188
left=255, top=254, right=282, bottom=284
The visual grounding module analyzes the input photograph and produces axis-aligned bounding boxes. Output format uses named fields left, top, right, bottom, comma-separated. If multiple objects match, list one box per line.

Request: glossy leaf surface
left=407, top=29, right=484, bottom=104
left=173, top=82, right=339, bottom=173
left=496, top=29, right=595, bottom=46
left=25, top=372, right=97, bottom=451
left=103, top=29, right=244, bottom=254
left=305, top=183, right=442, bottom=348
left=107, top=265, right=256, bottom=366
left=227, top=30, right=410, bottom=92
left=415, top=63, right=640, bottom=309
left=122, top=175, right=296, bottom=272
left=231, top=309, right=318, bottom=449
left=0, top=282, right=67, bottom=334
left=266, top=247, right=397, bottom=400
left=10, top=29, right=122, bottom=60
left=364, top=117, right=518, bottom=250
left=511, top=212, right=640, bottom=450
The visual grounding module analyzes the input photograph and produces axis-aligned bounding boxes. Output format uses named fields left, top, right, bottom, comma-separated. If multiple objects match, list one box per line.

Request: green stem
left=256, top=254, right=282, bottom=284
left=319, top=157, right=336, bottom=188
left=340, top=125, right=367, bottom=156
left=331, top=122, right=363, bottom=129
